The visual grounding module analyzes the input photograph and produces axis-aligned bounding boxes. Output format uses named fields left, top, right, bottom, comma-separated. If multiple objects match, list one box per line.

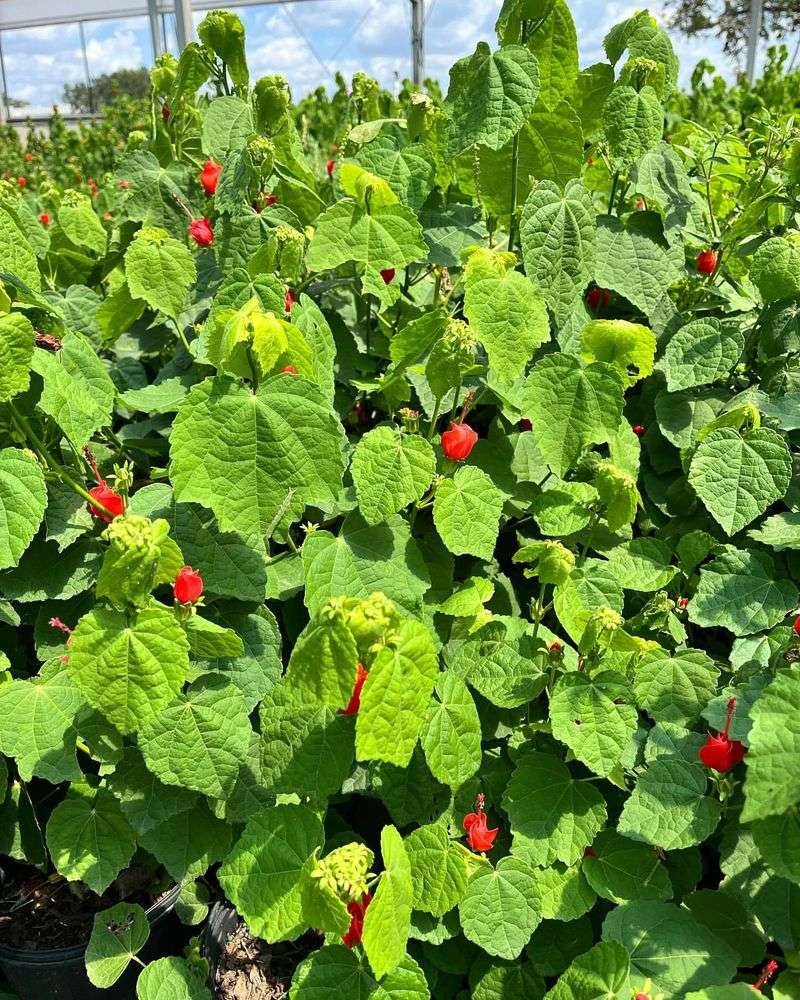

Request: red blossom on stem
left=754, top=960, right=779, bottom=992
left=441, top=390, right=478, bottom=461
left=84, top=448, right=124, bottom=523
left=698, top=697, right=746, bottom=773
left=174, top=566, right=204, bottom=605
left=189, top=218, right=214, bottom=247
left=284, top=289, right=296, bottom=313
left=463, top=793, right=498, bottom=853
left=632, top=424, right=646, bottom=437
left=586, top=287, right=610, bottom=311
left=17, top=176, right=26, bottom=188
left=281, top=365, right=298, bottom=375
left=519, top=418, right=532, bottom=431
left=326, top=159, right=336, bottom=178
left=342, top=893, right=372, bottom=948
left=200, top=159, right=222, bottom=196
left=340, top=663, right=368, bottom=716
left=793, top=614, right=800, bottom=637
left=380, top=268, right=395, bottom=284
left=697, top=248, right=718, bottom=275
left=39, top=212, right=50, bottom=226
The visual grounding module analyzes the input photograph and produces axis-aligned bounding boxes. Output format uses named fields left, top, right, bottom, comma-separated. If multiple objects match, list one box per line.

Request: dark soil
left=215, top=922, right=322, bottom=1000
left=0, top=863, right=166, bottom=951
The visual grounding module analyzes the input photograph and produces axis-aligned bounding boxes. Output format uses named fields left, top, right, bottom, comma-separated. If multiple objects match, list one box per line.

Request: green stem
left=608, top=170, right=620, bottom=215
left=531, top=584, right=551, bottom=640
left=449, top=380, right=462, bottom=420
left=427, top=397, right=443, bottom=441
left=172, top=318, right=192, bottom=355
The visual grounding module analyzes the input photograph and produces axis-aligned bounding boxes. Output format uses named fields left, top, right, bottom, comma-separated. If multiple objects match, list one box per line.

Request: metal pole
left=78, top=21, right=95, bottom=114
left=174, top=0, right=194, bottom=50
left=148, top=0, right=163, bottom=58
left=746, top=0, right=764, bottom=83
left=410, top=0, right=424, bottom=85
left=0, top=32, right=9, bottom=125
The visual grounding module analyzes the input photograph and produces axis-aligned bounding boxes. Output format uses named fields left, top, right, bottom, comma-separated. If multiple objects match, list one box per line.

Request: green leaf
left=550, top=670, right=637, bottom=777
left=576, top=64, right=616, bottom=138
left=634, top=648, right=719, bottom=725
left=138, top=676, right=251, bottom=799
left=684, top=889, right=767, bottom=968
left=689, top=427, right=791, bottom=536
left=58, top=192, right=107, bottom=255
left=138, top=801, right=232, bottom=883
left=44, top=479, right=93, bottom=552
left=290, top=948, right=430, bottom=1000
left=0, top=659, right=84, bottom=782
left=503, top=752, right=607, bottom=866
left=617, top=758, right=721, bottom=849
left=0, top=313, right=34, bottom=401
left=533, top=481, right=598, bottom=536
left=0, top=204, right=40, bottom=290
left=0, top=537, right=100, bottom=602
left=526, top=0, right=578, bottom=109
left=31, top=331, right=116, bottom=449
left=352, top=426, right=436, bottom=525
left=354, top=133, right=436, bottom=212
left=170, top=375, right=345, bottom=540
left=742, top=667, right=800, bottom=822
left=0, top=447, right=47, bottom=571
left=582, top=829, right=672, bottom=904
left=520, top=179, right=595, bottom=325
left=85, top=902, right=149, bottom=988
left=449, top=617, right=547, bottom=708
left=463, top=247, right=550, bottom=388
left=688, top=546, right=798, bottom=636
left=602, top=901, right=738, bottom=997
left=545, top=941, right=631, bottom=1000
left=46, top=784, right=136, bottom=893
left=363, top=825, right=413, bottom=977
left=405, top=823, right=470, bottom=916
left=433, top=466, right=504, bottom=560
left=534, top=863, right=596, bottom=921
left=656, top=319, right=744, bottom=391
left=749, top=512, right=800, bottom=550
left=106, top=747, right=195, bottom=836
left=302, top=512, right=430, bottom=616
left=219, top=804, right=324, bottom=942
left=202, top=95, right=254, bottom=159
left=459, top=858, right=542, bottom=960
left=136, top=956, right=212, bottom=1000
left=124, top=229, right=197, bottom=321
left=356, top=620, right=439, bottom=767
left=68, top=604, right=189, bottom=735
left=521, top=355, right=624, bottom=477
left=307, top=201, right=427, bottom=274
left=420, top=673, right=482, bottom=788
left=750, top=235, right=800, bottom=302
left=445, top=42, right=540, bottom=157
left=751, top=810, right=800, bottom=883
left=284, top=613, right=359, bottom=710
left=117, top=151, right=191, bottom=239
left=580, top=319, right=656, bottom=387
left=183, top=615, right=244, bottom=658
left=602, top=86, right=663, bottom=166
left=603, top=538, right=675, bottom=592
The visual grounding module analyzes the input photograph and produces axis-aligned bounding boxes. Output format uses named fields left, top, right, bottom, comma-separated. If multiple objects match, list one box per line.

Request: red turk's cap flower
left=463, top=793, right=498, bottom=853
left=632, top=424, right=646, bottom=437
left=174, top=565, right=204, bottom=605
left=793, top=614, right=800, bottom=636
left=549, top=641, right=562, bottom=653
left=635, top=994, right=650, bottom=1000
left=87, top=483, right=125, bottom=523
left=677, top=597, right=689, bottom=609
left=284, top=289, right=296, bottom=313
left=281, top=365, right=298, bottom=375
left=326, top=159, right=336, bottom=178
left=583, top=847, right=596, bottom=857
left=697, top=248, right=718, bottom=275
left=441, top=421, right=478, bottom=461
left=754, top=960, right=779, bottom=992
left=342, top=893, right=372, bottom=948
left=24, top=152, right=33, bottom=162
left=340, top=663, right=368, bottom=716
left=162, top=102, right=170, bottom=121
left=380, top=268, right=395, bottom=284
left=699, top=697, right=746, bottom=772
left=200, top=159, right=222, bottom=196
left=635, top=197, right=646, bottom=210
left=39, top=212, right=50, bottom=226
left=263, top=193, right=278, bottom=206
left=519, top=418, right=532, bottom=431
left=17, top=177, right=26, bottom=187
left=586, top=287, right=610, bottom=311
left=189, top=218, right=214, bottom=247
left=117, top=179, right=130, bottom=189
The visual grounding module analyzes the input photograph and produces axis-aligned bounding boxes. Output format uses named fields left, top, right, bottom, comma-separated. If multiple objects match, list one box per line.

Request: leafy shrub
left=0, top=3, right=799, bottom=999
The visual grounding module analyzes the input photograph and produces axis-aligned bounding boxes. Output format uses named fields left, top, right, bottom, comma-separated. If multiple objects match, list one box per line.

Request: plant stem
left=608, top=170, right=620, bottom=215
left=427, top=397, right=443, bottom=441
left=449, top=380, right=462, bottom=420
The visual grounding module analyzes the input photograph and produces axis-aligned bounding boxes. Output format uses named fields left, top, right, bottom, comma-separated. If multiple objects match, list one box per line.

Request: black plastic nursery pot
left=203, top=900, right=238, bottom=995
left=0, top=884, right=181, bottom=1000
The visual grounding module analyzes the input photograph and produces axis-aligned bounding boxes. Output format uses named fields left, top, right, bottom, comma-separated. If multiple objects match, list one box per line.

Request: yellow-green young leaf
left=338, top=162, right=398, bottom=210
left=68, top=605, right=189, bottom=735
left=459, top=858, right=542, bottom=960
left=581, top=319, right=656, bottom=387
left=593, top=461, right=640, bottom=533
left=307, top=201, right=427, bottom=274
left=170, top=375, right=345, bottom=540
left=354, top=133, right=435, bottom=212
left=520, top=179, right=595, bottom=325
left=0, top=448, right=47, bottom=571
left=582, top=829, right=672, bottom=904
left=197, top=10, right=248, bottom=91
left=58, top=192, right=107, bottom=255
left=363, top=825, right=413, bottom=978
left=351, top=426, right=436, bottom=525
left=0, top=313, right=34, bottom=401
left=532, top=480, right=599, bottom=537
left=135, top=956, right=211, bottom=1000
left=689, top=427, right=791, bottom=536
left=284, top=612, right=359, bottom=710
left=550, top=671, right=638, bottom=777
left=96, top=515, right=177, bottom=609
left=0, top=204, right=40, bottom=291
left=291, top=949, right=429, bottom=1000
left=124, top=228, right=197, bottom=321
left=30, top=331, right=116, bottom=449
left=520, top=355, right=624, bottom=477
left=46, top=784, right=136, bottom=893
left=546, top=941, right=631, bottom=1000
left=433, top=466, right=504, bottom=561
left=420, top=673, right=482, bottom=788
left=85, top=902, right=149, bottom=988
left=138, top=677, right=251, bottom=799
left=602, top=85, right=663, bottom=166
left=655, top=318, right=744, bottom=391
left=445, top=42, right=540, bottom=157
left=356, top=620, right=439, bottom=767
left=219, top=804, right=324, bottom=942
left=405, top=823, right=469, bottom=916
left=742, top=667, right=800, bottom=823
left=463, top=247, right=550, bottom=388
left=633, top=648, right=719, bottom=726
left=97, top=281, right=146, bottom=346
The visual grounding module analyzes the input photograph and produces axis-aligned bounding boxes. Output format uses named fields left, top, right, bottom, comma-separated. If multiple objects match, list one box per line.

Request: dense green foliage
left=1, top=4, right=800, bottom=1000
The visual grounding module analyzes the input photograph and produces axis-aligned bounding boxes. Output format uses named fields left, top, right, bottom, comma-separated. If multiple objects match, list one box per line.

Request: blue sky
left=1, top=0, right=793, bottom=117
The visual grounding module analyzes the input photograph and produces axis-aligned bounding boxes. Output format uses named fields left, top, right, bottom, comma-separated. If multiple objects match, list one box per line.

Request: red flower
left=635, top=197, right=646, bottom=210
left=162, top=102, right=170, bottom=121
left=754, top=960, right=779, bottom=992
left=39, top=212, right=50, bottom=226
left=441, top=421, right=477, bottom=461
left=677, top=597, right=688, bottom=609
left=699, top=697, right=746, bottom=772
left=326, top=159, right=336, bottom=178
left=24, top=153, right=33, bottom=162
left=200, top=159, right=222, bottom=196
left=463, top=793, right=498, bottom=853
left=88, top=482, right=125, bottom=523
left=586, top=287, right=610, bottom=311
left=793, top=614, right=800, bottom=636
left=549, top=641, right=562, bottom=653
left=17, top=176, right=26, bottom=188
left=697, top=249, right=718, bottom=275
left=281, top=365, right=298, bottom=375
left=632, top=424, right=646, bottom=437
left=341, top=663, right=368, bottom=716
left=263, top=193, right=278, bottom=206
left=519, top=418, right=532, bottom=431
left=117, top=179, right=130, bottom=190
left=284, top=289, right=296, bottom=313
left=174, top=566, right=204, bottom=605
left=189, top=218, right=214, bottom=247
left=635, top=994, right=650, bottom=1000
left=380, top=268, right=395, bottom=284
left=88, top=178, right=98, bottom=197
left=342, top=893, right=372, bottom=948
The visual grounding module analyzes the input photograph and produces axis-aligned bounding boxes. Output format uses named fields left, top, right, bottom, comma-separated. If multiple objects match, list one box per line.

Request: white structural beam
left=174, top=0, right=194, bottom=48
left=410, top=0, right=424, bottom=85
left=147, top=0, right=163, bottom=57
left=746, top=0, right=764, bottom=82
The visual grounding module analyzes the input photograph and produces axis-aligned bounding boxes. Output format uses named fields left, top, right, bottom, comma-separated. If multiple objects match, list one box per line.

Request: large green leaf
left=405, top=822, right=469, bottom=917
left=602, top=86, right=663, bottom=166
left=290, top=948, right=430, bottom=1000
left=656, top=319, right=743, bottom=391
left=307, top=201, right=427, bottom=274
left=433, top=466, right=505, bottom=560
left=124, top=229, right=197, bottom=321
left=136, top=956, right=212, bottom=1000
left=420, top=673, right=482, bottom=788
left=459, top=858, right=542, bottom=960
left=634, top=649, right=719, bottom=725
left=545, top=941, right=631, bottom=1000
left=582, top=829, right=672, bottom=904
left=0, top=204, right=40, bottom=290
left=85, top=902, right=149, bottom=988
left=351, top=426, right=436, bottom=525
left=742, top=667, right=800, bottom=822
left=363, top=825, right=413, bottom=978
left=0, top=313, right=34, bottom=401
left=0, top=447, right=47, bottom=571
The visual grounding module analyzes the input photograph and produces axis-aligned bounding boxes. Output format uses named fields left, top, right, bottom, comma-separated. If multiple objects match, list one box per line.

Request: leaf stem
left=608, top=171, right=620, bottom=215
left=427, top=397, right=443, bottom=441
